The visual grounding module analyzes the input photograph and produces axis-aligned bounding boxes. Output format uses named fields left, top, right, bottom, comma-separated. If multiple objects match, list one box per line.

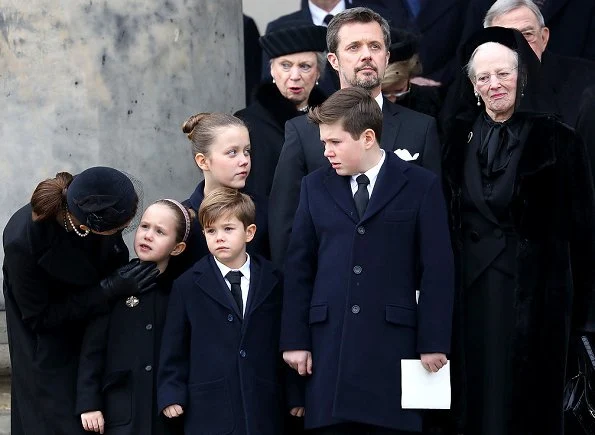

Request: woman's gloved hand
left=100, top=259, right=159, bottom=299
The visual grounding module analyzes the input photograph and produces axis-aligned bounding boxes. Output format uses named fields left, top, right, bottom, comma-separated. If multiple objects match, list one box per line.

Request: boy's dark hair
left=307, top=87, right=383, bottom=141
left=198, top=187, right=256, bottom=230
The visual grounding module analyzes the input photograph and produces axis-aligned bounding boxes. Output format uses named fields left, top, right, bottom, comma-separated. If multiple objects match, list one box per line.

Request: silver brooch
left=125, top=296, right=139, bottom=308
left=467, top=132, right=473, bottom=143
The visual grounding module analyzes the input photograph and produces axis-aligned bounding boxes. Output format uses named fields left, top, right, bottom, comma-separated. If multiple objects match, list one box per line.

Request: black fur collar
left=253, top=82, right=327, bottom=128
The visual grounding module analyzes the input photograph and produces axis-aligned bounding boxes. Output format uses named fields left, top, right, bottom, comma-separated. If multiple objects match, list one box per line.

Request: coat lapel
left=380, top=100, right=401, bottom=152
left=245, top=258, right=279, bottom=317
left=195, top=256, right=242, bottom=317
left=362, top=152, right=408, bottom=221
left=323, top=169, right=359, bottom=224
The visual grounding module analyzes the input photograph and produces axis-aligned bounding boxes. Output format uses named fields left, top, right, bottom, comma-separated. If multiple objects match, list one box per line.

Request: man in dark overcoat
left=268, top=7, right=441, bottom=268
left=281, top=87, right=454, bottom=434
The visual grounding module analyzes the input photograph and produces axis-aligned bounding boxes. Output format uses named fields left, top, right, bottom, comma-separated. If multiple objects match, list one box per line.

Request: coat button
left=145, top=323, right=153, bottom=330
left=353, top=265, right=362, bottom=274
left=470, top=231, right=480, bottom=243
left=227, top=314, right=234, bottom=322
left=357, top=226, right=365, bottom=235
left=493, top=228, right=503, bottom=238
left=239, top=349, right=247, bottom=358
left=351, top=305, right=361, bottom=314
left=145, top=365, right=152, bottom=372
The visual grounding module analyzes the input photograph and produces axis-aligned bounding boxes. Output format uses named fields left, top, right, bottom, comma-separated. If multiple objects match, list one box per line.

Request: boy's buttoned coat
left=280, top=152, right=455, bottom=432
left=158, top=255, right=285, bottom=435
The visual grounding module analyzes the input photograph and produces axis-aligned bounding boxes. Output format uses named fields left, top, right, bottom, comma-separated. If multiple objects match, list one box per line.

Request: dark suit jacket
left=279, top=151, right=454, bottom=430
left=268, top=98, right=441, bottom=267
left=157, top=255, right=284, bottom=435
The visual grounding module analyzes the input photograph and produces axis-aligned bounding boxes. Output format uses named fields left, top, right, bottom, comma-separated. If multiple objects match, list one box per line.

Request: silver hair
left=484, top=0, right=546, bottom=28
left=268, top=51, right=327, bottom=75
left=465, top=42, right=519, bottom=80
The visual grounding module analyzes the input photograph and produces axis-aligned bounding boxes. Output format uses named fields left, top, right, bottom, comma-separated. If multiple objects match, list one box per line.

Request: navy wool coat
left=157, top=254, right=285, bottom=435
left=280, top=151, right=455, bottom=431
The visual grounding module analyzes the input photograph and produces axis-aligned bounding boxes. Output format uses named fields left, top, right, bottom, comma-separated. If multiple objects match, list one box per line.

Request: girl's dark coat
left=443, top=113, right=595, bottom=434
left=2, top=204, right=128, bottom=435
left=76, top=273, right=183, bottom=435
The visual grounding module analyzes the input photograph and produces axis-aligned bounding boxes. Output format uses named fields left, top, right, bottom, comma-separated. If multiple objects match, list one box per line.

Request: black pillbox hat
left=389, top=28, right=419, bottom=62
left=260, top=20, right=327, bottom=58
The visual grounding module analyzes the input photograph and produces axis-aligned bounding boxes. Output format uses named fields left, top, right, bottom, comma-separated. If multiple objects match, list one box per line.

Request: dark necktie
left=354, top=174, right=370, bottom=219
left=323, top=14, right=334, bottom=26
left=225, top=271, right=243, bottom=317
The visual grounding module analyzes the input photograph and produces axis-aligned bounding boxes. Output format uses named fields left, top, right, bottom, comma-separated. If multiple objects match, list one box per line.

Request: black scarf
left=477, top=113, right=522, bottom=177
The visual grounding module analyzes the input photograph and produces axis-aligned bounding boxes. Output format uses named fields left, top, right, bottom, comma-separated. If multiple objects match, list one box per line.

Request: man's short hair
left=484, top=0, right=546, bottom=28
left=326, top=7, right=391, bottom=54
left=307, top=87, right=382, bottom=142
left=198, top=187, right=256, bottom=230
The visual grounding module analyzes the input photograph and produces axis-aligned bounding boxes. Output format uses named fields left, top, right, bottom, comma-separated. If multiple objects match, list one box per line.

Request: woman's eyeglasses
left=474, top=67, right=517, bottom=86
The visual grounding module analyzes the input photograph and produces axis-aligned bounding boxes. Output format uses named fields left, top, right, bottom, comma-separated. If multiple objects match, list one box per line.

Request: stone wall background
left=0, top=0, right=245, bottom=307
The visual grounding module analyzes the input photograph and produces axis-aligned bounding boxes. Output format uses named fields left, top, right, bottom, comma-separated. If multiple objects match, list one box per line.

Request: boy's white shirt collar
left=350, top=149, right=386, bottom=196
left=214, top=253, right=251, bottom=283
left=309, top=0, right=346, bottom=26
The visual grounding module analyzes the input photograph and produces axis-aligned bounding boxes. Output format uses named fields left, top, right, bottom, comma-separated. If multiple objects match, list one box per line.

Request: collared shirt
left=215, top=253, right=251, bottom=315
left=350, top=149, right=386, bottom=197
left=309, top=0, right=346, bottom=26
left=374, top=91, right=384, bottom=110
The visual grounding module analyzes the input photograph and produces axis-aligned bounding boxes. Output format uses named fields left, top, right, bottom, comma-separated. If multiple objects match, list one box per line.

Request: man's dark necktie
left=354, top=174, right=370, bottom=220
left=323, top=14, right=334, bottom=25
left=226, top=271, right=243, bottom=317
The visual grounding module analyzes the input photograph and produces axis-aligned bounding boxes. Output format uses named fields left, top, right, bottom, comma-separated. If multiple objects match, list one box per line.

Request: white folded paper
left=401, top=359, right=451, bottom=409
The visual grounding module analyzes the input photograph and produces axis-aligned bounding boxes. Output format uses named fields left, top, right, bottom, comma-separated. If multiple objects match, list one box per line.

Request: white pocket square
left=394, top=149, right=420, bottom=161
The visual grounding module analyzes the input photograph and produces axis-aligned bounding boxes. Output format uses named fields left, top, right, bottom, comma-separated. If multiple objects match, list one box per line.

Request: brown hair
left=327, top=7, right=391, bottom=55
left=198, top=187, right=256, bottom=230
left=182, top=112, right=246, bottom=158
left=153, top=200, right=197, bottom=243
left=307, top=87, right=382, bottom=142
left=30, top=172, right=74, bottom=221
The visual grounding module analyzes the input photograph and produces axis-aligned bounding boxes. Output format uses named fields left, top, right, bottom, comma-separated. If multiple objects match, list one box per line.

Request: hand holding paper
left=401, top=359, right=451, bottom=409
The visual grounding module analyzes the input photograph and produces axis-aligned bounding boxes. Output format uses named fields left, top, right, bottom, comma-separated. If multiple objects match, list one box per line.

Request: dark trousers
left=309, top=423, right=416, bottom=434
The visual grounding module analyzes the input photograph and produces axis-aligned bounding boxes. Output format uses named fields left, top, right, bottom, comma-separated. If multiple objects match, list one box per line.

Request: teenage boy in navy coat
left=281, top=87, right=454, bottom=434
left=157, top=188, right=296, bottom=435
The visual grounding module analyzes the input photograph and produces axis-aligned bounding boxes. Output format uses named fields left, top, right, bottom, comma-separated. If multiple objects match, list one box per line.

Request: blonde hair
left=381, top=54, right=422, bottom=89
left=182, top=113, right=246, bottom=158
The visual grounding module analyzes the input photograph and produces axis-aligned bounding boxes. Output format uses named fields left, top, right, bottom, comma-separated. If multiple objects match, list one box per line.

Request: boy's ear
left=362, top=128, right=377, bottom=149
left=170, top=242, right=186, bottom=256
left=195, top=153, right=209, bottom=171
left=327, top=52, right=340, bottom=72
left=245, top=224, right=257, bottom=243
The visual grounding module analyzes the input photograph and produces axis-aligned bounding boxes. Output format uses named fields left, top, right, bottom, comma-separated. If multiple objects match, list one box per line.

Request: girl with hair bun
left=168, top=112, right=270, bottom=277
left=77, top=199, right=195, bottom=435
left=3, top=167, right=159, bottom=435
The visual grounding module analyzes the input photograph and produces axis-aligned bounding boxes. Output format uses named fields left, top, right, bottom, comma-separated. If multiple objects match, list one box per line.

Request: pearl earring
left=272, top=78, right=276, bottom=84
left=474, top=91, right=481, bottom=106
left=315, top=80, right=319, bottom=86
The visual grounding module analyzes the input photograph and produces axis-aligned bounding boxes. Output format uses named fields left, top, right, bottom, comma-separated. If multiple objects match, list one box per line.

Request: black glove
left=100, top=259, right=159, bottom=299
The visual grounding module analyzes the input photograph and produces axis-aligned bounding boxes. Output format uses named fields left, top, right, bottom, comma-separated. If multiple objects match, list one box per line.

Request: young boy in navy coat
left=157, top=188, right=294, bottom=434
left=281, top=87, right=455, bottom=434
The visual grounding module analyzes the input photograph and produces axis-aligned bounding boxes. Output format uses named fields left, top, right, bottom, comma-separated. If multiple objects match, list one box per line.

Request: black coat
left=158, top=255, right=284, bottom=435
left=268, top=98, right=442, bottom=268
left=76, top=272, right=183, bottom=435
left=443, top=114, right=595, bottom=433
left=235, top=83, right=326, bottom=198
left=2, top=204, right=128, bottom=435
left=167, top=180, right=270, bottom=278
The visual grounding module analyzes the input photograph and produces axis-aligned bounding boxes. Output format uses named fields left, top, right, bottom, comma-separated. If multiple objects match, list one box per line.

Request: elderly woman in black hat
left=381, top=28, right=441, bottom=119
left=442, top=26, right=595, bottom=435
left=235, top=21, right=328, bottom=198
left=3, top=167, right=158, bottom=435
